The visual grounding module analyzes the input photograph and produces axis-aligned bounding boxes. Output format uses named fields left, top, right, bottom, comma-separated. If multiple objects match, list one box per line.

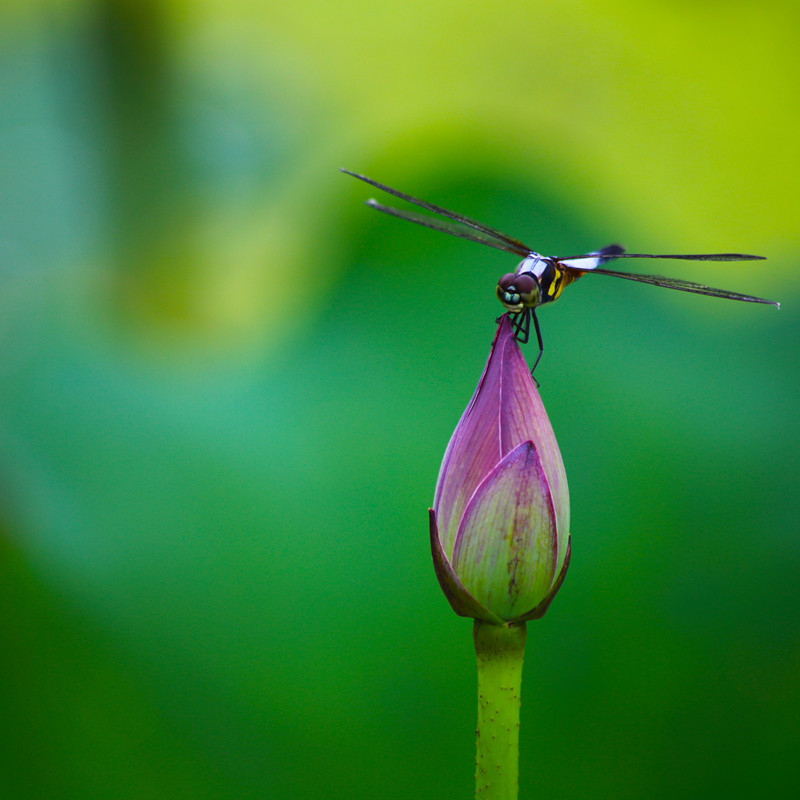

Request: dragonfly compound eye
left=496, top=273, right=540, bottom=311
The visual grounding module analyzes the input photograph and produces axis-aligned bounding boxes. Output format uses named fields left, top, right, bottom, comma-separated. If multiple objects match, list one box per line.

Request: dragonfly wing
left=578, top=267, right=780, bottom=307
left=342, top=169, right=534, bottom=255
left=365, top=199, right=532, bottom=256
left=560, top=251, right=766, bottom=262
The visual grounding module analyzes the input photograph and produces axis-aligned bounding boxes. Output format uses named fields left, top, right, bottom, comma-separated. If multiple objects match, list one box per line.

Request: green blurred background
left=1, top=1, right=798, bottom=798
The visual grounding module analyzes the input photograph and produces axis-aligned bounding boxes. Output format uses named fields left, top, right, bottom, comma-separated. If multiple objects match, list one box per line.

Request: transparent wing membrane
left=342, top=168, right=533, bottom=255
left=585, top=268, right=779, bottom=307
left=365, top=200, right=531, bottom=256
left=560, top=252, right=766, bottom=262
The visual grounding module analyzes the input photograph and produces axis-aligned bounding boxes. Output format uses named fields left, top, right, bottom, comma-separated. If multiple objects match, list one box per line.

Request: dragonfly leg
left=529, top=310, right=543, bottom=376
left=510, top=309, right=530, bottom=344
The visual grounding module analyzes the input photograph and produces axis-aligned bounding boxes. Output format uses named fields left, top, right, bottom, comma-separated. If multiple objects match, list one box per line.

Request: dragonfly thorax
left=515, top=253, right=547, bottom=278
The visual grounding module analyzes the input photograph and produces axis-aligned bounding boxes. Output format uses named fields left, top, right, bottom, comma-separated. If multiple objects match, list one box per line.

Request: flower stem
left=473, top=620, right=527, bottom=800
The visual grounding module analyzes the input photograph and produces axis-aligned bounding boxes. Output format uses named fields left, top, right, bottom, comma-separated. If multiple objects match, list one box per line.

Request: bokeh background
left=2, top=1, right=798, bottom=798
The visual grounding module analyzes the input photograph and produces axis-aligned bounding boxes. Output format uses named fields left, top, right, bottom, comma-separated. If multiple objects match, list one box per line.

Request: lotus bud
left=430, top=315, right=571, bottom=624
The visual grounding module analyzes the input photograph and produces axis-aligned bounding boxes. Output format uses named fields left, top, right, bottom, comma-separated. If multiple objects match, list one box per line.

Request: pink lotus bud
left=430, top=316, right=571, bottom=623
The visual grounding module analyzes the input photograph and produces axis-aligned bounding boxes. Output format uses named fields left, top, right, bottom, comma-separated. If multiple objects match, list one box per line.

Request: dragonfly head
left=497, top=272, right=540, bottom=312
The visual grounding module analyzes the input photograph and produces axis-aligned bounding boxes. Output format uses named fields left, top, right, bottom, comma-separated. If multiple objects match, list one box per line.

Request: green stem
left=473, top=620, right=527, bottom=800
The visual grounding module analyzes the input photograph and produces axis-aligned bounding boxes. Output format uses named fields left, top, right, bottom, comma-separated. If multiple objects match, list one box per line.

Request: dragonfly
left=341, top=169, right=779, bottom=372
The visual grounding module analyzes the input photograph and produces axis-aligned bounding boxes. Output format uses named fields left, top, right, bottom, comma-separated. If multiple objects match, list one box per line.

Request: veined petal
left=516, top=535, right=571, bottom=622
left=433, top=316, right=569, bottom=565
left=494, top=322, right=570, bottom=550
left=451, top=441, right=559, bottom=622
left=428, top=510, right=504, bottom=624
left=433, top=325, right=509, bottom=558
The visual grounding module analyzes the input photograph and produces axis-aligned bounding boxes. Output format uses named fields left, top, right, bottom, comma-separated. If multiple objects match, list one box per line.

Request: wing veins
left=560, top=252, right=765, bottom=262
left=365, top=200, right=531, bottom=256
left=341, top=169, right=533, bottom=255
left=576, top=267, right=779, bottom=306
